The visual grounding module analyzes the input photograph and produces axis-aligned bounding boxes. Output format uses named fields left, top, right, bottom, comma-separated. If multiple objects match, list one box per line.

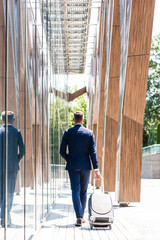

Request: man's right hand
left=95, top=170, right=102, bottom=179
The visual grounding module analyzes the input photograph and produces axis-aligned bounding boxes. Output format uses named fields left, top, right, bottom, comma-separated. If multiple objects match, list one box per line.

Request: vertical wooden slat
left=103, top=0, right=120, bottom=192
left=118, top=0, right=155, bottom=202
left=96, top=3, right=106, bottom=182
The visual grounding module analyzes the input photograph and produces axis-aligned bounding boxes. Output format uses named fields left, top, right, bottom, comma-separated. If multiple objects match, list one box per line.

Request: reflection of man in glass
left=0, top=111, right=24, bottom=226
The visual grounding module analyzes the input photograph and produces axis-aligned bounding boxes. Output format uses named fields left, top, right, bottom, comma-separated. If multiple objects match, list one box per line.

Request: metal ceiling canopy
left=40, top=0, right=101, bottom=74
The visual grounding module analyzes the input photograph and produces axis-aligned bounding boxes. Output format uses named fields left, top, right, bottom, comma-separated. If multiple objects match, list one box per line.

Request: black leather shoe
left=75, top=218, right=82, bottom=227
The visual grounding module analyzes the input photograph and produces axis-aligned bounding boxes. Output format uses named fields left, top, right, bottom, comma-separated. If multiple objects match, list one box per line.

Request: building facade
left=0, top=0, right=155, bottom=239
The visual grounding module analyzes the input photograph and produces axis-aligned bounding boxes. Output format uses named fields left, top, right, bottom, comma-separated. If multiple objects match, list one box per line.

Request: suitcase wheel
left=109, top=225, right=112, bottom=230
left=90, top=223, right=112, bottom=230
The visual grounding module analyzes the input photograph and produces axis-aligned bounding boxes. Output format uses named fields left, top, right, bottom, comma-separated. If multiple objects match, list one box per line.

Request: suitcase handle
left=93, top=177, right=104, bottom=194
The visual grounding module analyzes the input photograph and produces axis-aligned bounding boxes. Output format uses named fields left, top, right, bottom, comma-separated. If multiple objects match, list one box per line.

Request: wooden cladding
left=88, top=0, right=155, bottom=203
left=68, top=87, right=87, bottom=102
left=124, top=55, right=150, bottom=124
left=104, top=117, right=118, bottom=192
left=128, top=0, right=155, bottom=55
left=102, top=0, right=121, bottom=192
left=119, top=115, right=143, bottom=202
left=118, top=0, right=155, bottom=202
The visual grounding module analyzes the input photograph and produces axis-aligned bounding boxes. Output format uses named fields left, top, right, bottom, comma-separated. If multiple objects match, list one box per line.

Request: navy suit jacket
left=0, top=124, right=25, bottom=172
left=60, top=124, right=99, bottom=170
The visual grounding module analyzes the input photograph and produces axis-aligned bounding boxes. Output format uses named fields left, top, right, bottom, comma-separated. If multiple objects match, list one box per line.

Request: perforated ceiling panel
left=41, top=0, right=101, bottom=74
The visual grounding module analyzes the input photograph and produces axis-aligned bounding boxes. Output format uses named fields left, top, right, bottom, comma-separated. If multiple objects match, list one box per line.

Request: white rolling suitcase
left=88, top=178, right=114, bottom=229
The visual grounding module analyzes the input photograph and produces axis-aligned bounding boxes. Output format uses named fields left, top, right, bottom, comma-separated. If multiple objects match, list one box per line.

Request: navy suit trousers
left=68, top=170, right=91, bottom=218
left=0, top=171, right=17, bottom=223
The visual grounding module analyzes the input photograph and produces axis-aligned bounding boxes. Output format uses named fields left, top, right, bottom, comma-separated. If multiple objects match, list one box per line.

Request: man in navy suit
left=60, top=111, right=101, bottom=226
left=0, top=111, right=24, bottom=226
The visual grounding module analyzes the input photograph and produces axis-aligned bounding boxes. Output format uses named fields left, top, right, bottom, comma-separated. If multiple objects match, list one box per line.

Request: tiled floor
left=34, top=179, right=160, bottom=240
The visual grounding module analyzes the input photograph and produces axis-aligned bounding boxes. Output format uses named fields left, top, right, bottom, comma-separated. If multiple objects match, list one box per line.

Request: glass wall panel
left=0, top=0, right=68, bottom=239
left=0, top=0, right=25, bottom=239
left=53, top=76, right=68, bottom=198
left=50, top=74, right=68, bottom=200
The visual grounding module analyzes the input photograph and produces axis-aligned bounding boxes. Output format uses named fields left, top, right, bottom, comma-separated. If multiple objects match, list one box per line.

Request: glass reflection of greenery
left=49, top=96, right=68, bottom=165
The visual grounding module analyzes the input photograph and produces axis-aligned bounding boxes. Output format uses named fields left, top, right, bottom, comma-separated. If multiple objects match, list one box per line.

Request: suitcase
left=88, top=177, right=114, bottom=229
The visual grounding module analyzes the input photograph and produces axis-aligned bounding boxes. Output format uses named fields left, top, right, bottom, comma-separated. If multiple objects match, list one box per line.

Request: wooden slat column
left=0, top=1, right=22, bottom=192
left=92, top=95, right=98, bottom=141
left=88, top=51, right=97, bottom=132
left=95, top=2, right=106, bottom=181
left=103, top=0, right=120, bottom=192
left=117, top=0, right=155, bottom=202
left=18, top=4, right=34, bottom=189
left=0, top=3, right=17, bottom=117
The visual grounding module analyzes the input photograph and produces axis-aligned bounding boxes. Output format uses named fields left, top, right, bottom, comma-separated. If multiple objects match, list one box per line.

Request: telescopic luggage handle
left=93, top=177, right=104, bottom=194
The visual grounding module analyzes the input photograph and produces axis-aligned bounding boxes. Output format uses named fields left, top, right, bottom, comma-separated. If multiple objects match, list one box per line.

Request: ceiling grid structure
left=40, top=0, right=101, bottom=74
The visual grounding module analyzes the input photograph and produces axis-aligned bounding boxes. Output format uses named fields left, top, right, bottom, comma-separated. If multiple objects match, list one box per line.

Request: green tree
left=68, top=87, right=87, bottom=128
left=49, top=88, right=87, bottom=163
left=143, top=34, right=160, bottom=146
left=49, top=96, right=68, bottom=164
left=157, top=122, right=160, bottom=144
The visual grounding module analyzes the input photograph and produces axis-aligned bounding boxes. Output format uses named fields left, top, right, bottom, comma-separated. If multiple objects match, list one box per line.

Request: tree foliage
left=49, top=97, right=68, bottom=164
left=49, top=89, right=87, bottom=164
left=157, top=122, right=160, bottom=144
left=143, top=34, right=160, bottom=146
left=68, top=87, right=87, bottom=128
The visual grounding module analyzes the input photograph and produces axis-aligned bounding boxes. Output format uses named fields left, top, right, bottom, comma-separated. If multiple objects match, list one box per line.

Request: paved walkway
left=34, top=179, right=160, bottom=240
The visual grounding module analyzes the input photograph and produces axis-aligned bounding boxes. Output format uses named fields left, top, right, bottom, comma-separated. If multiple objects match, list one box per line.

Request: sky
left=152, top=0, right=160, bottom=36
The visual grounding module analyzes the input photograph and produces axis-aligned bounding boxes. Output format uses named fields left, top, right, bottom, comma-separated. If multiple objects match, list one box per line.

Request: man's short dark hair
left=74, top=111, right=84, bottom=122
left=1, top=111, right=15, bottom=124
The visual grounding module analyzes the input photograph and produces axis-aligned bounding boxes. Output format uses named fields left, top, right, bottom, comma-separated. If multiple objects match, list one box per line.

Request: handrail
left=142, top=144, right=160, bottom=156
